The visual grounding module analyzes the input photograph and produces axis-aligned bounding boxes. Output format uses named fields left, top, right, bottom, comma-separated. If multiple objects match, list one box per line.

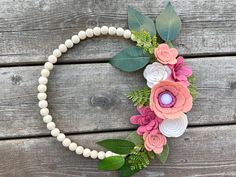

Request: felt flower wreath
left=96, top=2, right=197, bottom=176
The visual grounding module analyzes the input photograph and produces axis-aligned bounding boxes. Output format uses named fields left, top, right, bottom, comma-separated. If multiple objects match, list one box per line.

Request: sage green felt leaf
left=155, top=2, right=181, bottom=41
left=128, top=6, right=156, bottom=37
left=96, top=139, right=135, bottom=154
left=98, top=156, right=125, bottom=171
left=157, top=144, right=169, bottom=164
left=119, top=159, right=140, bottom=177
left=126, top=131, right=144, bottom=145
left=109, top=46, right=149, bottom=72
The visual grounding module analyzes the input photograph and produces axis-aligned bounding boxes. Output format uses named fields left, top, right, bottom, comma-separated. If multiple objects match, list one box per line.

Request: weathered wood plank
left=0, top=56, right=235, bottom=138
left=1, top=0, right=236, bottom=65
left=0, top=125, right=236, bottom=177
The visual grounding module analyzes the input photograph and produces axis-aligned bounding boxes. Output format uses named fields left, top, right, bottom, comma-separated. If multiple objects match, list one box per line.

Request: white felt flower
left=143, top=62, right=171, bottom=88
left=159, top=113, right=188, bottom=138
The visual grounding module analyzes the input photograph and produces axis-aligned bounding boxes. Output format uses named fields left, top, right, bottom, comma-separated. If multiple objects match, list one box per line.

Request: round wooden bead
left=43, top=115, right=52, bottom=123
left=47, top=122, right=56, bottom=130
left=51, top=128, right=60, bottom=137
left=90, top=150, right=98, bottom=159
left=57, top=133, right=66, bottom=142
left=41, top=69, right=50, bottom=77
left=59, top=44, right=68, bottom=53
left=38, top=77, right=48, bottom=85
left=98, top=151, right=106, bottom=160
left=62, top=138, right=71, bottom=147
left=76, top=146, right=84, bottom=155
left=38, top=85, right=47, bottom=93
left=69, top=143, right=78, bottom=151
left=105, top=151, right=113, bottom=158
left=124, top=29, right=131, bottom=39
left=71, top=35, right=80, bottom=44
left=65, top=39, right=74, bottom=48
left=101, top=26, right=109, bottom=35
left=39, top=100, right=48, bottom=108
left=53, top=49, right=62, bottom=58
left=85, top=28, right=94, bottom=38
left=40, top=108, right=49, bottom=116
left=37, top=93, right=47, bottom=100
left=116, top=27, right=124, bottom=36
left=108, top=26, right=116, bottom=35
left=48, top=55, right=57, bottom=64
left=44, top=62, right=54, bottom=70
left=78, top=31, right=86, bottom=40
left=93, top=27, right=101, bottom=36
left=83, top=148, right=91, bottom=158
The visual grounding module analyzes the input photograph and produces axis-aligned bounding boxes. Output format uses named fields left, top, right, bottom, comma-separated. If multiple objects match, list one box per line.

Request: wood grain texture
left=0, top=125, right=236, bottom=177
left=1, top=0, right=236, bottom=65
left=0, top=56, right=235, bottom=138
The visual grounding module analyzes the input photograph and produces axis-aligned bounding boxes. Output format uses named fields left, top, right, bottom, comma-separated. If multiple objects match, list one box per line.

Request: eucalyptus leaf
left=155, top=2, right=181, bottom=41
left=126, top=131, right=144, bottom=145
left=98, top=156, right=125, bottom=171
left=157, top=144, right=169, bottom=163
left=96, top=139, right=135, bottom=154
left=109, top=46, right=149, bottom=72
left=119, top=159, right=140, bottom=177
left=128, top=6, right=156, bottom=37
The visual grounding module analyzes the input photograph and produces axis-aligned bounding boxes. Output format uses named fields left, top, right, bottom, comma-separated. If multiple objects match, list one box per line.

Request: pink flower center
left=158, top=91, right=176, bottom=108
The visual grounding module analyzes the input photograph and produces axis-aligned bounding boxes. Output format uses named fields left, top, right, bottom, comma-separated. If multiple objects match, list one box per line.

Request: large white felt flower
left=143, top=62, right=171, bottom=88
left=159, top=113, right=188, bottom=137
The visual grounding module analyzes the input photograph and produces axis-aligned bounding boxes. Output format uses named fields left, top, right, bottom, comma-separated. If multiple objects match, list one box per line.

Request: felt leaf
left=156, top=144, right=169, bottom=164
left=109, top=46, right=149, bottom=72
left=155, top=2, right=181, bottom=41
left=119, top=159, right=140, bottom=177
left=147, top=151, right=156, bottom=160
left=96, top=139, right=135, bottom=154
left=126, top=131, right=144, bottom=145
left=128, top=6, right=156, bottom=37
left=98, top=156, right=125, bottom=171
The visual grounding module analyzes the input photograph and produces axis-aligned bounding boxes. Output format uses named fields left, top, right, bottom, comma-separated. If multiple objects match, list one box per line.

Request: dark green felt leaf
left=128, top=6, right=156, bottom=37
left=109, top=46, right=149, bottom=72
left=155, top=2, right=181, bottom=41
left=96, top=139, right=135, bottom=154
left=157, top=144, right=169, bottom=164
left=98, top=156, right=125, bottom=171
left=119, top=159, right=140, bottom=177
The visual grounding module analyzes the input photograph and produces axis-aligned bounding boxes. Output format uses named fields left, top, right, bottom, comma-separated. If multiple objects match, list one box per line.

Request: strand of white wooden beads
left=37, top=26, right=132, bottom=160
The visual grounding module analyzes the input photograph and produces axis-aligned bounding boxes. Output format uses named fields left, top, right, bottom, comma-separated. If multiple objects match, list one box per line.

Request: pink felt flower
left=130, top=106, right=163, bottom=135
left=154, top=44, right=178, bottom=64
left=168, top=56, right=193, bottom=87
left=143, top=129, right=167, bottom=154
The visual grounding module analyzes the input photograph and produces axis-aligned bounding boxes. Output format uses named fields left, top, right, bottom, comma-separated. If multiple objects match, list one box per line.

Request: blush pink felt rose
left=154, top=44, right=178, bottom=64
left=150, top=80, right=193, bottom=119
left=130, top=106, right=163, bottom=135
left=143, top=129, right=167, bottom=154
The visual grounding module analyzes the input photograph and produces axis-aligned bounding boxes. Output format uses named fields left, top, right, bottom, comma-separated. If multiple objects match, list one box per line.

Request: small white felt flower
left=143, top=62, right=171, bottom=88
left=159, top=113, right=188, bottom=138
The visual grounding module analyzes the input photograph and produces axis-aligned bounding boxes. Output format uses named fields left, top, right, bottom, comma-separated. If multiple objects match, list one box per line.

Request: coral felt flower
left=154, top=44, right=178, bottom=64
left=143, top=129, right=167, bottom=154
left=143, top=62, right=171, bottom=88
left=130, top=106, right=163, bottom=135
left=150, top=80, right=193, bottom=119
left=168, top=56, right=193, bottom=87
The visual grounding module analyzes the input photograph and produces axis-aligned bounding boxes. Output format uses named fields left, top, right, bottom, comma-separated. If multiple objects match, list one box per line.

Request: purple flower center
left=158, top=91, right=176, bottom=108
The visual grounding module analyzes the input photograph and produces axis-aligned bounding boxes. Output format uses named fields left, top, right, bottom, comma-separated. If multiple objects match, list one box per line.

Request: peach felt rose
left=150, top=80, right=193, bottom=119
left=143, top=129, right=167, bottom=154
left=154, top=44, right=178, bottom=64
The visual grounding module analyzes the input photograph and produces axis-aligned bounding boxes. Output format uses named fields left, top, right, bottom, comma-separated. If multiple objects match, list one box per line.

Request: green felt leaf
left=98, top=156, right=125, bottom=171
left=147, top=151, right=156, bottom=160
left=126, top=131, right=144, bottom=146
left=96, top=139, right=135, bottom=154
left=188, top=75, right=198, bottom=100
left=128, top=6, right=156, bottom=37
left=155, top=2, right=181, bottom=41
left=109, top=46, right=149, bottom=72
left=119, top=159, right=140, bottom=177
left=157, top=144, right=169, bottom=164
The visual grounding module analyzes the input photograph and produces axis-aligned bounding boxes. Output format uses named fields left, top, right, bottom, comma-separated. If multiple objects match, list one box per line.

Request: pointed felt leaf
left=98, top=156, right=125, bottom=171
left=109, top=46, right=149, bottom=72
left=119, top=159, right=140, bottom=177
left=155, top=2, right=181, bottom=41
left=157, top=144, right=169, bottom=163
left=126, top=131, right=144, bottom=145
left=96, top=139, right=135, bottom=154
left=128, top=6, right=156, bottom=37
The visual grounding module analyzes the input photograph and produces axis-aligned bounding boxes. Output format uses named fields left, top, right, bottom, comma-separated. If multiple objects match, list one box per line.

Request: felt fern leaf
left=126, top=87, right=151, bottom=106
left=188, top=75, right=198, bottom=100
left=128, top=151, right=150, bottom=171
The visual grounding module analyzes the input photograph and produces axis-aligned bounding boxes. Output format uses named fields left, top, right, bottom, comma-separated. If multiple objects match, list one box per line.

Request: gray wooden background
left=0, top=0, right=236, bottom=176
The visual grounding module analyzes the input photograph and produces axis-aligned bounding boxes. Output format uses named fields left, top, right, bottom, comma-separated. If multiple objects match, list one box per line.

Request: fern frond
left=128, top=151, right=150, bottom=171
left=126, top=87, right=151, bottom=106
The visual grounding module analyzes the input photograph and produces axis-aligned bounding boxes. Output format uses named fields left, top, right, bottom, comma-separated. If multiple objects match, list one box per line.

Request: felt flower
left=143, top=129, right=167, bottom=154
left=154, top=44, right=178, bottom=64
left=159, top=113, right=188, bottom=137
left=143, top=62, right=171, bottom=88
left=168, top=56, right=192, bottom=87
left=130, top=106, right=163, bottom=135
left=150, top=80, right=192, bottom=119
